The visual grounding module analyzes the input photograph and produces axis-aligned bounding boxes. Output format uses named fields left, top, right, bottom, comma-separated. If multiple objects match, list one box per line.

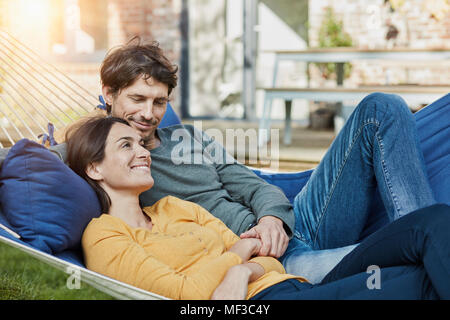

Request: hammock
left=1, top=30, right=449, bottom=300
left=0, top=30, right=97, bottom=147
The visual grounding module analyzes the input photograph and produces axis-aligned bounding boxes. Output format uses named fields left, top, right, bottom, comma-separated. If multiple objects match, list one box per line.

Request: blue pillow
left=0, top=139, right=102, bottom=254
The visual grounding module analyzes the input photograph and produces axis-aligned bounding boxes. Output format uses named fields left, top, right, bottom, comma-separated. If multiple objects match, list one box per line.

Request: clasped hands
left=211, top=216, right=289, bottom=300
left=240, top=215, right=289, bottom=258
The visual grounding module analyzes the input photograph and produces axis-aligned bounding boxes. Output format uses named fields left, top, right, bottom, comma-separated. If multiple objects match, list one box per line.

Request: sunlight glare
left=18, top=0, right=50, bottom=24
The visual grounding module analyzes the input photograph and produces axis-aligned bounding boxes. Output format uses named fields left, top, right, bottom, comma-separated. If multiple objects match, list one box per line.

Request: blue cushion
left=253, top=169, right=313, bottom=204
left=159, top=102, right=182, bottom=128
left=414, top=93, right=450, bottom=206
left=0, top=139, right=102, bottom=254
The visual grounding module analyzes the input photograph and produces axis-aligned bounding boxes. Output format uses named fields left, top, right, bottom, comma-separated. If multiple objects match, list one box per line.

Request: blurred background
left=0, top=0, right=449, bottom=170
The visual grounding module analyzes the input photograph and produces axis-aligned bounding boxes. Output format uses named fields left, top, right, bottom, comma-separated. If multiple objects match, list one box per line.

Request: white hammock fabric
left=0, top=29, right=96, bottom=147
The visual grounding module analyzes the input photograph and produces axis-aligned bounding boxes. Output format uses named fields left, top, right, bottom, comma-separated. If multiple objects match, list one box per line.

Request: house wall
left=307, top=0, right=450, bottom=88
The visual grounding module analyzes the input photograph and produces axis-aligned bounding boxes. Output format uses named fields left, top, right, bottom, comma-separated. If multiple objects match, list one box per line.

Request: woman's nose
left=137, top=145, right=151, bottom=160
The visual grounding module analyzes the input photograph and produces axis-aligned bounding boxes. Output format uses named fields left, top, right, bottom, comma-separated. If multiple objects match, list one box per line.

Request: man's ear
left=86, top=162, right=103, bottom=182
left=102, top=85, right=114, bottom=106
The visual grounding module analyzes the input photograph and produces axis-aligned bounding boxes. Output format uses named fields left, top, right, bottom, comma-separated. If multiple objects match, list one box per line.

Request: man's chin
left=130, top=124, right=155, bottom=140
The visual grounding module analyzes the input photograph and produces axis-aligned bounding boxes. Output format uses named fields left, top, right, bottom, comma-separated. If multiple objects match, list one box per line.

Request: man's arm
left=196, top=128, right=295, bottom=257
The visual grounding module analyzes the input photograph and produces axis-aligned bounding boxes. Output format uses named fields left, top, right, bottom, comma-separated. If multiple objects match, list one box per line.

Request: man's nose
left=141, top=102, right=154, bottom=120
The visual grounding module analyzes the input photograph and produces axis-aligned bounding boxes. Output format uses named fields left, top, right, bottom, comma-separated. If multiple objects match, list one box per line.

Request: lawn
left=0, top=241, right=114, bottom=300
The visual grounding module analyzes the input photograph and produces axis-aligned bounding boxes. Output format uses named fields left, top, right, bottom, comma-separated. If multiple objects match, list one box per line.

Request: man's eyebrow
left=127, top=94, right=168, bottom=101
left=127, top=94, right=146, bottom=99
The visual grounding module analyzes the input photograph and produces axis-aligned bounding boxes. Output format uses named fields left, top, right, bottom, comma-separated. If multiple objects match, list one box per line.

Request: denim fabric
left=251, top=266, right=438, bottom=300
left=253, top=204, right=449, bottom=300
left=280, top=93, right=436, bottom=284
left=321, top=204, right=450, bottom=299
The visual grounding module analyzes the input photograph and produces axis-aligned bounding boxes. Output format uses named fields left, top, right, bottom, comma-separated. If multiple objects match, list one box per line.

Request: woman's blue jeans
left=251, top=204, right=449, bottom=299
left=280, top=92, right=436, bottom=284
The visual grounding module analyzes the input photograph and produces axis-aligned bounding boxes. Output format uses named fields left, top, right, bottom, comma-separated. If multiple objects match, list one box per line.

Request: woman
left=66, top=116, right=449, bottom=300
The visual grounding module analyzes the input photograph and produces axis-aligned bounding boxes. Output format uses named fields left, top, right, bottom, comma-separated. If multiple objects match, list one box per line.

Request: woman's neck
left=106, top=189, right=152, bottom=230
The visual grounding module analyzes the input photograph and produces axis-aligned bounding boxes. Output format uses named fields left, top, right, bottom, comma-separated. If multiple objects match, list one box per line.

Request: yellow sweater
left=82, top=196, right=307, bottom=300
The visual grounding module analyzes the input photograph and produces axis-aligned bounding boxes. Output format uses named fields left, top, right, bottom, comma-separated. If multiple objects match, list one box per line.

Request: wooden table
left=259, top=48, right=450, bottom=146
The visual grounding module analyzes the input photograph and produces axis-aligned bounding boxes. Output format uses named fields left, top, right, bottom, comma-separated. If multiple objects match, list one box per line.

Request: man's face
left=103, top=75, right=169, bottom=143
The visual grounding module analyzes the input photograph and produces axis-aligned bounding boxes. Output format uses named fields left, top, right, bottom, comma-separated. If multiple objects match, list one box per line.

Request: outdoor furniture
left=259, top=47, right=450, bottom=145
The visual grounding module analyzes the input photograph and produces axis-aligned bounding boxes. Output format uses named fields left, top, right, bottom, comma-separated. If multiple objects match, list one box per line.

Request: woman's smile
left=130, top=162, right=151, bottom=172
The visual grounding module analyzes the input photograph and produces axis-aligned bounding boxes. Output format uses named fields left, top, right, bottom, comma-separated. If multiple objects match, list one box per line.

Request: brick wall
left=308, top=0, right=450, bottom=87
left=309, top=0, right=450, bottom=49
left=107, top=0, right=181, bottom=62
left=107, top=0, right=182, bottom=109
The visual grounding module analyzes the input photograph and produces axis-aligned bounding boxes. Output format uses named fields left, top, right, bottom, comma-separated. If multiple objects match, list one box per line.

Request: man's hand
left=240, top=216, right=289, bottom=258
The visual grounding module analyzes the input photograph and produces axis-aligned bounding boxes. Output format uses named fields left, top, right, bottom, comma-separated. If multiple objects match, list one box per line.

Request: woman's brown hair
left=65, top=116, right=130, bottom=213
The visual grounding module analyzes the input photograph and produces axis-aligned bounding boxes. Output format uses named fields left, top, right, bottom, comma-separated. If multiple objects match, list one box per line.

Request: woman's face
left=88, top=122, right=154, bottom=194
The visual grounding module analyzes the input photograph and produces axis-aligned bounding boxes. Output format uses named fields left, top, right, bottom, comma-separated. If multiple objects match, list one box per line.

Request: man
left=100, top=40, right=293, bottom=260
left=42, top=38, right=436, bottom=284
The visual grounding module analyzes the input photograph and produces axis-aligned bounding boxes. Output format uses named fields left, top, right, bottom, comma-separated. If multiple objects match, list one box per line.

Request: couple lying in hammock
left=65, top=114, right=449, bottom=300
left=60, top=39, right=448, bottom=300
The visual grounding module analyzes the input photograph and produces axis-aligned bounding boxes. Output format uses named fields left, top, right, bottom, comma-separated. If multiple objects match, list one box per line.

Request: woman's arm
left=194, top=200, right=285, bottom=274
left=82, top=220, right=243, bottom=300
left=227, top=238, right=261, bottom=262
left=211, top=262, right=265, bottom=300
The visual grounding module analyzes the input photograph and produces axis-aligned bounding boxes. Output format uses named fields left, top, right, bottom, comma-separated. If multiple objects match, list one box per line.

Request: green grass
left=0, top=241, right=114, bottom=300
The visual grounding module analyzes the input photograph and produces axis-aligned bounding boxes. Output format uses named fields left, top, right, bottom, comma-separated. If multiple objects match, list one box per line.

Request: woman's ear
left=86, top=162, right=103, bottom=181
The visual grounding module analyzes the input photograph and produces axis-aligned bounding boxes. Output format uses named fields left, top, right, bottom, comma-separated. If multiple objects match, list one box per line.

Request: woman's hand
left=210, top=265, right=251, bottom=300
left=211, top=265, right=250, bottom=300
left=211, top=263, right=265, bottom=300
left=227, top=238, right=262, bottom=262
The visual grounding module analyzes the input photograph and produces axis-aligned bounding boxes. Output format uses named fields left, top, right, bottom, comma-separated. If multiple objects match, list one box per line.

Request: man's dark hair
left=100, top=37, right=178, bottom=113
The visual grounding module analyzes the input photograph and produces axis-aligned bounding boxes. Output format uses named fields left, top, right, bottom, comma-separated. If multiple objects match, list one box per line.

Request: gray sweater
left=139, top=124, right=295, bottom=236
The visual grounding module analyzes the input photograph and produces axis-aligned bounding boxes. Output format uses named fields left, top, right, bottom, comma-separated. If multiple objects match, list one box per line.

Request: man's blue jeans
left=280, top=92, right=436, bottom=284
